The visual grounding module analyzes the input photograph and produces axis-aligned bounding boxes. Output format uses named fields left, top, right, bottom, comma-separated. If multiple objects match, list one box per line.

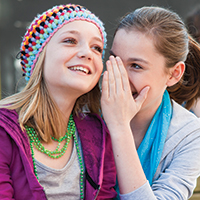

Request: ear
left=166, top=61, right=185, bottom=87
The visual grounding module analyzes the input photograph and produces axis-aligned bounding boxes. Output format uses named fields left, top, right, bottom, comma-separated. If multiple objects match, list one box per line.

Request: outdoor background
left=0, top=0, right=200, bottom=199
left=0, top=0, right=200, bottom=99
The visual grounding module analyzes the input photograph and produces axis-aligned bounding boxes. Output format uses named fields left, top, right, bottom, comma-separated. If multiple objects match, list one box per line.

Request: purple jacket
left=0, top=108, right=116, bottom=200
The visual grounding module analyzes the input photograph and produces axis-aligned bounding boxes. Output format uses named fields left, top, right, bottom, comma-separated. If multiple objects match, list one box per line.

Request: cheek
left=128, top=72, right=144, bottom=86
left=43, top=58, right=61, bottom=83
left=43, top=65, right=54, bottom=83
left=43, top=57, right=55, bottom=74
left=99, top=63, right=103, bottom=74
left=128, top=73, right=151, bottom=96
left=96, top=58, right=104, bottom=74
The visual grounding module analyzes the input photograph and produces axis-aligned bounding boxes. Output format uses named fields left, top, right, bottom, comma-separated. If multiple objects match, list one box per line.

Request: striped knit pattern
left=20, top=4, right=107, bottom=81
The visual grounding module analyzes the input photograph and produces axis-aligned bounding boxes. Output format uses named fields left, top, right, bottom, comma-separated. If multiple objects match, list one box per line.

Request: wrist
left=108, top=124, right=133, bottom=140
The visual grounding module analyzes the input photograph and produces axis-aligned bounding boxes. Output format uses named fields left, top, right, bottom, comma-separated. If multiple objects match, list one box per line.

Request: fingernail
left=116, top=56, right=120, bottom=62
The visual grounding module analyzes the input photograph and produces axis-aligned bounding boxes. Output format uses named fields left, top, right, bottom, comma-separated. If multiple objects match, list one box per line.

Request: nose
left=77, top=44, right=93, bottom=60
left=126, top=68, right=132, bottom=83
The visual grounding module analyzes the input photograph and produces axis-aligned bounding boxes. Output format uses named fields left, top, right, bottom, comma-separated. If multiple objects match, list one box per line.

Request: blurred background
left=1, top=0, right=200, bottom=99
left=0, top=1, right=200, bottom=199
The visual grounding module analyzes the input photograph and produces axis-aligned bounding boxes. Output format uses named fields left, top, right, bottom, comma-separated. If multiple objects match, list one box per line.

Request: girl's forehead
left=54, top=20, right=103, bottom=39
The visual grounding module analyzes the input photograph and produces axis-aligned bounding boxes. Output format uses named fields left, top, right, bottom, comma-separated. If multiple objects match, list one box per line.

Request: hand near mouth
left=101, top=55, right=150, bottom=131
left=101, top=55, right=150, bottom=194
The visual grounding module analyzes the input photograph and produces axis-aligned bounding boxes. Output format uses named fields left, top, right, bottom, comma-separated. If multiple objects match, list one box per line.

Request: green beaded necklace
left=25, top=114, right=84, bottom=199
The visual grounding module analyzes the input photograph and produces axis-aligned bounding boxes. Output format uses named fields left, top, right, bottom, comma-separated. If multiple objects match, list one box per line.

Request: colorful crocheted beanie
left=20, top=4, right=107, bottom=81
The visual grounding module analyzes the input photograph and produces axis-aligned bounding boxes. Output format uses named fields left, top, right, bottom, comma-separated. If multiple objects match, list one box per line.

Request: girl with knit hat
left=0, top=4, right=116, bottom=200
left=101, top=6, right=200, bottom=200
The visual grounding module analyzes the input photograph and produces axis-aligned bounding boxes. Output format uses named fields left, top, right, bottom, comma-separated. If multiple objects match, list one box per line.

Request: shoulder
left=168, top=100, right=200, bottom=138
left=0, top=108, right=20, bottom=137
left=0, top=108, right=21, bottom=134
left=161, top=100, right=200, bottom=159
left=153, top=101, right=200, bottom=198
left=0, top=108, right=30, bottom=153
left=0, top=108, right=19, bottom=124
left=0, top=109, right=19, bottom=163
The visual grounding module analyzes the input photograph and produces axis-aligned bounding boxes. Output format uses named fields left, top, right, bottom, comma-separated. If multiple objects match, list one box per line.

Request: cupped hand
left=101, top=56, right=150, bottom=130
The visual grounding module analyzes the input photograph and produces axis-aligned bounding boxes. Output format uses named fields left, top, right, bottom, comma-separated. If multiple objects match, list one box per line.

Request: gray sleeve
left=151, top=129, right=200, bottom=200
left=119, top=181, right=156, bottom=200
left=119, top=129, right=200, bottom=200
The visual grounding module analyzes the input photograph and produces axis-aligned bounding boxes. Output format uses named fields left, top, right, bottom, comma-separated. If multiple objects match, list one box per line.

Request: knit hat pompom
left=20, top=4, right=107, bottom=81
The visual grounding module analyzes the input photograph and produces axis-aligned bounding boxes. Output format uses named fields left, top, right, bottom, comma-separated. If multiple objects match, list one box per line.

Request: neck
left=47, top=95, right=76, bottom=138
left=46, top=83, right=84, bottom=120
left=49, top=92, right=78, bottom=124
left=130, top=103, right=160, bottom=149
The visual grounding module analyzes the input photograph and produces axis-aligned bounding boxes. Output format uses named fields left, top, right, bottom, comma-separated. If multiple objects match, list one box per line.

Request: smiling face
left=43, top=20, right=104, bottom=99
left=111, top=29, right=172, bottom=113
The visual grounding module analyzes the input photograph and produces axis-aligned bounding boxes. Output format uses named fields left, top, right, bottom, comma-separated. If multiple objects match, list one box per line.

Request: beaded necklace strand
left=25, top=114, right=84, bottom=199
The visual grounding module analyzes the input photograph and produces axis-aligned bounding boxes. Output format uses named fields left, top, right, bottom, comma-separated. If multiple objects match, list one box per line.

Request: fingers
left=101, top=55, right=151, bottom=125
left=106, top=56, right=130, bottom=95
left=101, top=71, right=109, bottom=100
left=109, top=56, right=124, bottom=94
left=135, top=86, right=150, bottom=108
left=115, top=57, right=130, bottom=92
left=106, top=59, right=116, bottom=97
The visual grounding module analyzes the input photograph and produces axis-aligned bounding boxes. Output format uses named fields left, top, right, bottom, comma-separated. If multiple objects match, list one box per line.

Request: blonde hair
left=0, top=47, right=101, bottom=142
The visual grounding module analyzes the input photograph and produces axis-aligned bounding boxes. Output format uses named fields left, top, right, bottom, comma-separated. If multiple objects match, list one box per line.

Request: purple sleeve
left=0, top=127, right=15, bottom=199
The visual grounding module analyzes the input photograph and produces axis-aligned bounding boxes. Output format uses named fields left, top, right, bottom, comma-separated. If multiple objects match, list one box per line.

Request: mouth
left=132, top=92, right=138, bottom=99
left=68, top=66, right=90, bottom=74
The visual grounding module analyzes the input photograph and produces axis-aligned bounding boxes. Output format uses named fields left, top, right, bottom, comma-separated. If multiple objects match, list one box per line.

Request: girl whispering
left=101, top=6, right=200, bottom=200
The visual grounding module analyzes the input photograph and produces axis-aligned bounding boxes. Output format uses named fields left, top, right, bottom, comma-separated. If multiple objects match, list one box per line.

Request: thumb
left=135, top=86, right=150, bottom=108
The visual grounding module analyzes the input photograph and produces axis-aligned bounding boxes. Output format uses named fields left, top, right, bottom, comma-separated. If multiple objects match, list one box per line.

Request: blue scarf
left=114, top=90, right=172, bottom=198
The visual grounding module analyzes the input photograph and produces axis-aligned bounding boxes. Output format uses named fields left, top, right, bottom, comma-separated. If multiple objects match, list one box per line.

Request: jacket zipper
left=86, top=169, right=101, bottom=199
left=93, top=186, right=101, bottom=200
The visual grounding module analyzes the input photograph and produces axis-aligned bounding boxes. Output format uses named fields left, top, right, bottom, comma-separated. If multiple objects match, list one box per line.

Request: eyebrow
left=60, top=30, right=103, bottom=43
left=110, top=50, right=149, bottom=64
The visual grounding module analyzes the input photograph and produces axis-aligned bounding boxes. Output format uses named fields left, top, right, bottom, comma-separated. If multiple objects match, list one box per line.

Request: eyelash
left=131, top=63, right=142, bottom=69
left=63, top=38, right=103, bottom=54
left=64, top=38, right=77, bottom=44
left=93, top=46, right=103, bottom=53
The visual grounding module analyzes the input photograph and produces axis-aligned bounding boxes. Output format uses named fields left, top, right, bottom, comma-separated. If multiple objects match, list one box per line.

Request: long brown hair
left=115, top=6, right=200, bottom=110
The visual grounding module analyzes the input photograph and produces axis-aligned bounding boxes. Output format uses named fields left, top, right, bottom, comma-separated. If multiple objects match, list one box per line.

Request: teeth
left=69, top=66, right=89, bottom=74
